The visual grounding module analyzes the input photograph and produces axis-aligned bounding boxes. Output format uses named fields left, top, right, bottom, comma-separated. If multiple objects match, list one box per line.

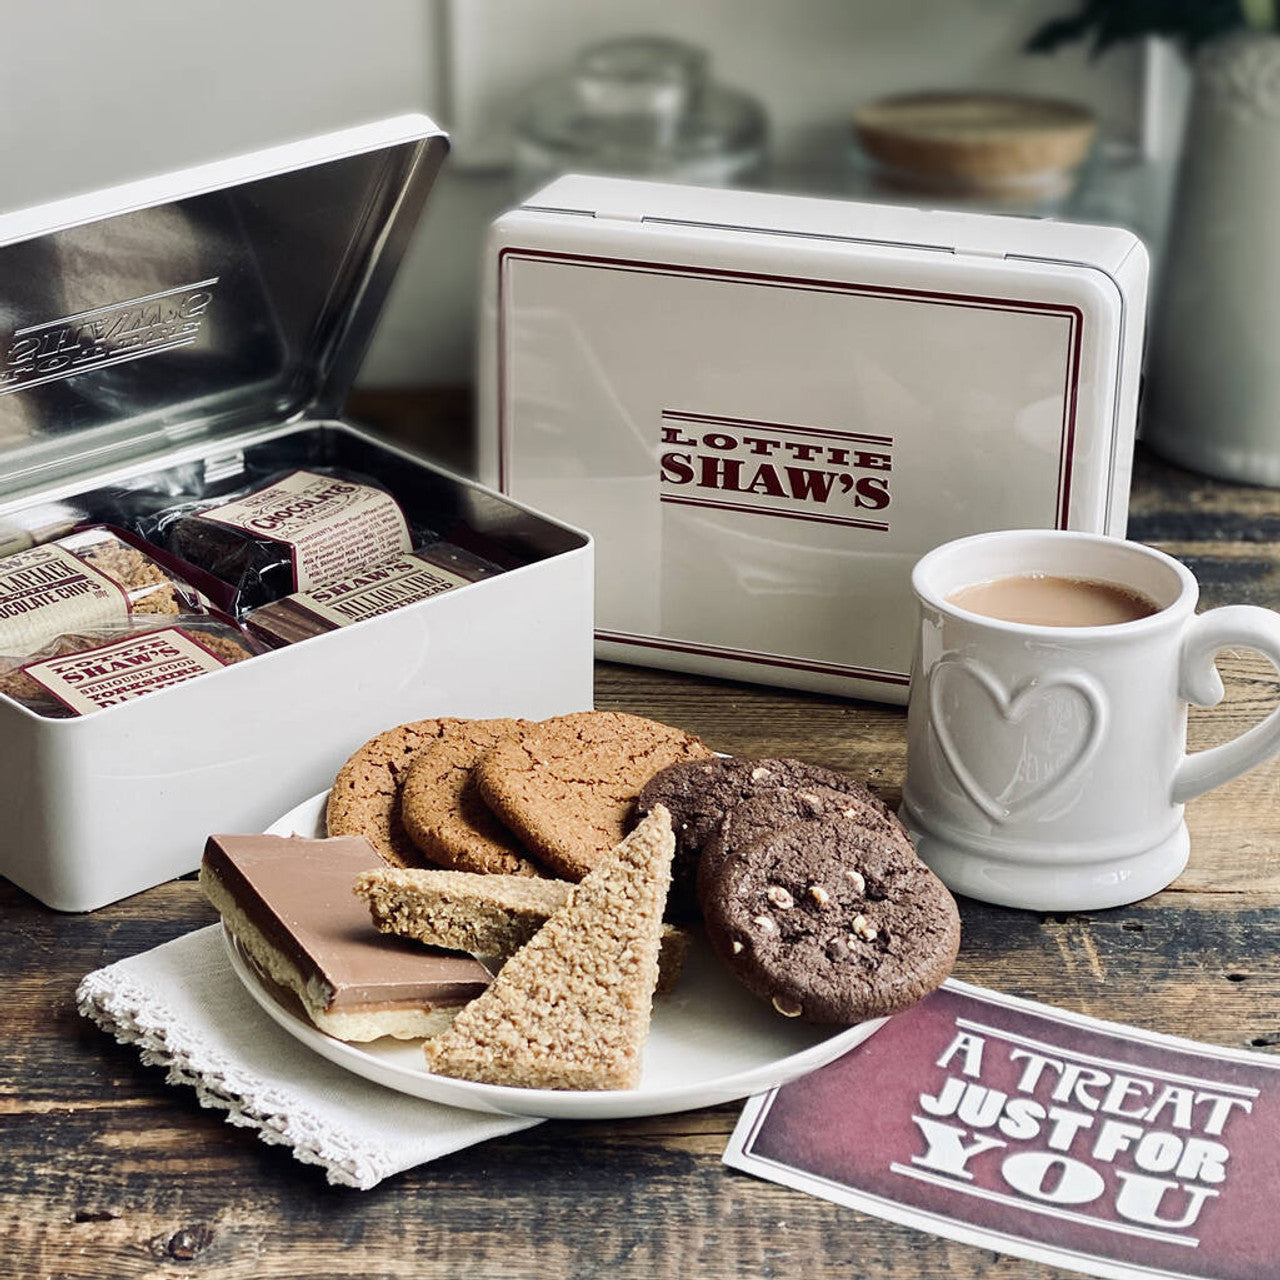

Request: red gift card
left=725, top=981, right=1280, bottom=1280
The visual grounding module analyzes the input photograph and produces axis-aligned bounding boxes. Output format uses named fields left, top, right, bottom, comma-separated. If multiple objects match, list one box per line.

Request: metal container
left=0, top=116, right=594, bottom=911
left=479, top=175, right=1147, bottom=704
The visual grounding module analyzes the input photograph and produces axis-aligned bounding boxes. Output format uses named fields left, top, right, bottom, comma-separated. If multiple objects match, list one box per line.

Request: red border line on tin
left=658, top=492, right=890, bottom=532
left=596, top=629, right=911, bottom=686
left=662, top=409, right=894, bottom=448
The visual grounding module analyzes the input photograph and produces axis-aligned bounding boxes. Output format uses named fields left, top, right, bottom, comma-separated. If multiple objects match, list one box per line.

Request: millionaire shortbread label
left=194, top=470, right=411, bottom=592
left=244, top=543, right=502, bottom=647
left=21, top=627, right=231, bottom=714
left=290, top=553, right=471, bottom=628
left=0, top=545, right=128, bottom=657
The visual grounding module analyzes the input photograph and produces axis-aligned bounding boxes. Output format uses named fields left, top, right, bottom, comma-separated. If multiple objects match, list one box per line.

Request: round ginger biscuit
left=326, top=719, right=462, bottom=866
left=474, top=711, right=714, bottom=881
left=702, top=815, right=960, bottom=1024
left=401, top=719, right=546, bottom=877
left=635, top=756, right=893, bottom=918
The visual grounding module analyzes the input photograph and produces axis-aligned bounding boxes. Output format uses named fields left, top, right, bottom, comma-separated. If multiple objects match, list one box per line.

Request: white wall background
left=0, top=1, right=437, bottom=205
left=0, top=0, right=1160, bottom=388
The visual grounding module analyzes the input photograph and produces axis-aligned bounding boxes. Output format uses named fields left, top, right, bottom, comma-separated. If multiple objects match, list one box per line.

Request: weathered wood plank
left=1129, top=444, right=1280, bottom=523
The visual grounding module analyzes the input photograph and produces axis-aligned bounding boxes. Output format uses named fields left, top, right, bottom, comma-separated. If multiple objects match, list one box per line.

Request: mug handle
left=1172, top=605, right=1280, bottom=804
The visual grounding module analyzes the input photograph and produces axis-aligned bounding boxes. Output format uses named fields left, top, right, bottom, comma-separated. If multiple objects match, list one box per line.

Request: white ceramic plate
left=224, top=791, right=885, bottom=1120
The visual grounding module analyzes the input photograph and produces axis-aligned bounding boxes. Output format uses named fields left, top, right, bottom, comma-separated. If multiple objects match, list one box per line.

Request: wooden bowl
left=853, top=92, right=1097, bottom=195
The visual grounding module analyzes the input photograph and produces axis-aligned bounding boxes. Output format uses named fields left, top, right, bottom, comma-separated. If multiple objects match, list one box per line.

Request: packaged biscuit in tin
left=0, top=501, right=85, bottom=560
left=0, top=527, right=204, bottom=659
left=244, top=540, right=504, bottom=647
left=139, top=467, right=433, bottom=616
left=0, top=615, right=261, bottom=719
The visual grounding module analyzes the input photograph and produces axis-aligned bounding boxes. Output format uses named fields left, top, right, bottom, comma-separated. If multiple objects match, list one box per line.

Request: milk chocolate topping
left=203, top=833, right=492, bottom=1011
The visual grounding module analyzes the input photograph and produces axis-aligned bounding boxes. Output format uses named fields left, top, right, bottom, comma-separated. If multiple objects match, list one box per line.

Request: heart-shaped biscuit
left=474, top=711, right=714, bottom=880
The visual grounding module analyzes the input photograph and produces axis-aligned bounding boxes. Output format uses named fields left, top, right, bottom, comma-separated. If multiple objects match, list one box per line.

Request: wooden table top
left=6, top=444, right=1280, bottom=1279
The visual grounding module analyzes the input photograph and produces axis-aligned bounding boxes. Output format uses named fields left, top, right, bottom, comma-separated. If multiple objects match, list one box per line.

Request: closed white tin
left=0, top=118, right=594, bottom=911
left=479, top=176, right=1148, bottom=704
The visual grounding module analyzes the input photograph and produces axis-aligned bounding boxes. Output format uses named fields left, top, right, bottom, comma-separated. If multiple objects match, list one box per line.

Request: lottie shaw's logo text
left=0, top=278, right=218, bottom=396
left=658, top=411, right=892, bottom=531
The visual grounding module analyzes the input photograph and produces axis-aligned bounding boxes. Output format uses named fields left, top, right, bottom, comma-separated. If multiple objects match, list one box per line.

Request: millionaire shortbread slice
left=200, top=833, right=492, bottom=1042
left=422, top=806, right=675, bottom=1090
left=354, top=866, right=688, bottom=993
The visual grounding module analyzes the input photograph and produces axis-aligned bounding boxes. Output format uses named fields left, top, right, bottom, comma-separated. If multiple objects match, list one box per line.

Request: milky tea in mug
left=947, top=575, right=1159, bottom=629
left=901, top=531, right=1280, bottom=911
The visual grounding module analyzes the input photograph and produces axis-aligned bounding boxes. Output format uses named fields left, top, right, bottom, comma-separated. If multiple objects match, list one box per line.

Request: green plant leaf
left=1241, top=0, right=1277, bottom=29
left=1026, top=0, right=1251, bottom=56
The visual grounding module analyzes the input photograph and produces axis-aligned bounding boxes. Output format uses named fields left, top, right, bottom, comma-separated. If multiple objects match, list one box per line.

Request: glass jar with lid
left=513, top=36, right=767, bottom=194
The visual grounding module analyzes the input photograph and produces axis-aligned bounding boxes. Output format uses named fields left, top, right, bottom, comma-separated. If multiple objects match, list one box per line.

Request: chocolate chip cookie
left=697, top=784, right=911, bottom=906
left=701, top=815, right=960, bottom=1024
left=635, top=756, right=892, bottom=917
left=326, top=719, right=461, bottom=867
left=400, top=719, right=546, bottom=877
left=474, top=711, right=714, bottom=880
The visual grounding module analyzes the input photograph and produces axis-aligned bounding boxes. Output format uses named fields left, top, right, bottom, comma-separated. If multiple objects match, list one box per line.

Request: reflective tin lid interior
left=0, top=115, right=448, bottom=499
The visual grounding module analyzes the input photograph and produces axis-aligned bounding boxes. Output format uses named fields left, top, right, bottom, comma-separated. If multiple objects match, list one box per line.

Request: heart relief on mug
left=901, top=530, right=1280, bottom=912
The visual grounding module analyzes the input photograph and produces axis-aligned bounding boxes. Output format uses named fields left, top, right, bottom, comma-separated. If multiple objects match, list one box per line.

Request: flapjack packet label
left=725, top=980, right=1280, bottom=1280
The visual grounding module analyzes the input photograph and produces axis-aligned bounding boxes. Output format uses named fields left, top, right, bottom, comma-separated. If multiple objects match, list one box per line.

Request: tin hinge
left=593, top=208, right=646, bottom=223
left=952, top=243, right=1007, bottom=260
left=203, top=450, right=247, bottom=485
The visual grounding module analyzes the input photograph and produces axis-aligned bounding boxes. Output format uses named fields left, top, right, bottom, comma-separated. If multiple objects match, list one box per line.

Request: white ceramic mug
left=900, top=530, right=1280, bottom=911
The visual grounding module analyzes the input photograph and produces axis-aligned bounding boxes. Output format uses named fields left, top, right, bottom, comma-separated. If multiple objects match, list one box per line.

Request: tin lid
left=0, top=114, right=448, bottom=499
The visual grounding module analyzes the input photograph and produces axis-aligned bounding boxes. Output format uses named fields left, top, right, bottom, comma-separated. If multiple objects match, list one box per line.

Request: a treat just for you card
left=724, top=980, right=1280, bottom=1280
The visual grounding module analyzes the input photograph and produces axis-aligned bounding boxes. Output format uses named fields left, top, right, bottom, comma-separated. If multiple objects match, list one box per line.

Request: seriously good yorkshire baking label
left=0, top=545, right=128, bottom=657
left=21, top=628, right=229, bottom=714
left=196, top=471, right=412, bottom=592
left=726, top=981, right=1280, bottom=1280
left=284, top=553, right=471, bottom=629
left=659, top=411, right=893, bottom=533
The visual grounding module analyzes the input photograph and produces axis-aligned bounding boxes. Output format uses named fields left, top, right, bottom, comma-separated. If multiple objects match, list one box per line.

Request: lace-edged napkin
left=77, top=925, right=539, bottom=1189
